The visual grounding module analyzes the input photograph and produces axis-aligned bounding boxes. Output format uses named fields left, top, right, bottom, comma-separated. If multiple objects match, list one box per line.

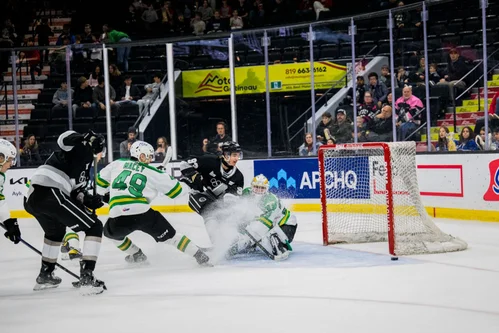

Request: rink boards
left=4, top=152, right=499, bottom=222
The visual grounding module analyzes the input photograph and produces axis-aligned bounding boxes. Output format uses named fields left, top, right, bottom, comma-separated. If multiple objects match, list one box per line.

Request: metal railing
left=286, top=45, right=378, bottom=148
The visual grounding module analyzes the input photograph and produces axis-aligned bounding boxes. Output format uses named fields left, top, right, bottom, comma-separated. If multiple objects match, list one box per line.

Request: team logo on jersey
left=483, top=159, right=499, bottom=201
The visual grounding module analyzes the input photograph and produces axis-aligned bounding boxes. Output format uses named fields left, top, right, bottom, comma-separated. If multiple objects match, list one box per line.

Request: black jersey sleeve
left=57, top=130, right=84, bottom=152
left=225, top=169, right=244, bottom=196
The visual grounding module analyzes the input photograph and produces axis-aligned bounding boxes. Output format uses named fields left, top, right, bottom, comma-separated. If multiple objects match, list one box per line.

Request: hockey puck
left=391, top=257, right=399, bottom=261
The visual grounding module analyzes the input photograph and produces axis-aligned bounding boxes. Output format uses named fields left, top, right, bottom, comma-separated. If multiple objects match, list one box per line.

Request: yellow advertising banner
left=182, top=61, right=347, bottom=98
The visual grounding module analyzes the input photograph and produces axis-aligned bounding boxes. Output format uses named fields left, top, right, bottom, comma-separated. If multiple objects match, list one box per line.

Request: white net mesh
left=319, top=141, right=467, bottom=255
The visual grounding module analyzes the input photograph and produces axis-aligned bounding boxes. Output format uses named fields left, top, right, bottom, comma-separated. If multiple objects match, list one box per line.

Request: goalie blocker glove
left=3, top=218, right=21, bottom=244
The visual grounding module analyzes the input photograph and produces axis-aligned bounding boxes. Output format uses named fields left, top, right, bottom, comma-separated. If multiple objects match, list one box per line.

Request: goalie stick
left=0, top=222, right=80, bottom=280
left=243, top=229, right=275, bottom=260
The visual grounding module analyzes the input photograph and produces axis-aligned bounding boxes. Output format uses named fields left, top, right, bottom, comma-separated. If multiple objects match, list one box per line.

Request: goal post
left=318, top=141, right=467, bottom=256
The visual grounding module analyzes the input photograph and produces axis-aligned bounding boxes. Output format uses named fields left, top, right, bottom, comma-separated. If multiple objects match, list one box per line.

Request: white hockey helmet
left=0, top=139, right=17, bottom=166
left=251, top=174, right=269, bottom=195
left=130, top=140, right=154, bottom=163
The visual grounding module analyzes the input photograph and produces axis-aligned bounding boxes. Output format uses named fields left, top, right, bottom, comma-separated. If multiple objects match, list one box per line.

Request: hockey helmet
left=0, top=139, right=17, bottom=166
left=91, top=134, right=106, bottom=157
left=130, top=140, right=154, bottom=163
left=221, top=141, right=242, bottom=168
left=251, top=174, right=269, bottom=195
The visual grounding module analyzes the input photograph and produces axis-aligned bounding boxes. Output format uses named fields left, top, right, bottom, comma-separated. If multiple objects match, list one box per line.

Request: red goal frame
left=318, top=142, right=396, bottom=256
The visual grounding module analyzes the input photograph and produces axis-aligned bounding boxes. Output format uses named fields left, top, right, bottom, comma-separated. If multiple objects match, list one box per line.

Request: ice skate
left=73, top=269, right=107, bottom=295
left=33, top=264, right=62, bottom=291
left=194, top=249, right=212, bottom=267
left=125, top=249, right=148, bottom=264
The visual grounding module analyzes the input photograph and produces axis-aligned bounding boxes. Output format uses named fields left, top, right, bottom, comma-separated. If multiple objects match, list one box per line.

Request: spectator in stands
left=109, top=64, right=123, bottom=93
left=103, top=24, right=132, bottom=72
left=56, top=24, right=75, bottom=45
left=492, top=128, right=499, bottom=150
left=357, top=91, right=379, bottom=127
left=296, top=0, right=314, bottom=21
left=455, top=127, right=479, bottom=151
left=360, top=105, right=393, bottom=142
left=235, top=0, right=250, bottom=24
left=35, top=18, right=53, bottom=64
left=176, top=14, right=191, bottom=34
left=382, top=92, right=393, bottom=108
left=199, top=0, right=214, bottom=21
left=474, top=91, right=499, bottom=137
left=409, top=57, right=425, bottom=86
left=394, top=1, right=410, bottom=34
left=82, top=24, right=97, bottom=43
left=380, top=65, right=391, bottom=89
left=191, top=12, right=206, bottom=35
left=367, top=72, right=388, bottom=108
left=316, top=112, right=334, bottom=144
left=120, top=127, right=138, bottom=158
left=249, top=1, right=265, bottom=27
left=313, top=0, right=332, bottom=20
left=161, top=1, right=176, bottom=33
left=1, top=19, right=19, bottom=46
left=142, top=3, right=159, bottom=33
left=432, top=126, right=456, bottom=152
left=20, top=134, right=41, bottom=166
left=428, top=63, right=440, bottom=85
left=203, top=121, right=232, bottom=154
left=437, top=48, right=468, bottom=105
left=19, top=38, right=42, bottom=84
left=395, top=86, right=423, bottom=141
left=395, top=66, right=409, bottom=88
left=207, top=10, right=227, bottom=33
left=330, top=109, right=353, bottom=144
left=155, top=136, right=169, bottom=163
left=72, top=76, right=94, bottom=116
left=299, top=132, right=322, bottom=156
left=93, top=76, right=119, bottom=113
left=52, top=81, right=73, bottom=113
left=344, top=76, right=367, bottom=106
left=230, top=9, right=244, bottom=30
left=88, top=64, right=101, bottom=88
left=475, top=127, right=493, bottom=150
left=138, top=73, right=162, bottom=114
left=116, top=75, right=141, bottom=106
left=220, top=0, right=232, bottom=19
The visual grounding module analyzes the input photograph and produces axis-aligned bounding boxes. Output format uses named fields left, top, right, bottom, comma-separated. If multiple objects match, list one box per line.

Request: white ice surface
left=1, top=213, right=498, bottom=333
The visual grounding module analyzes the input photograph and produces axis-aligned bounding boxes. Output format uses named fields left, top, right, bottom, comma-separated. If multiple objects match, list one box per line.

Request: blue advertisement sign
left=254, top=157, right=370, bottom=199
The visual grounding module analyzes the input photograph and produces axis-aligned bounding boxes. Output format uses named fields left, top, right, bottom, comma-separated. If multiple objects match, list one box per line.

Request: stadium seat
left=46, top=124, right=67, bottom=140
left=29, top=109, right=50, bottom=125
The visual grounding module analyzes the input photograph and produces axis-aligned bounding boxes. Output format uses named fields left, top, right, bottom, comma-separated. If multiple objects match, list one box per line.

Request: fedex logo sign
left=483, top=159, right=499, bottom=201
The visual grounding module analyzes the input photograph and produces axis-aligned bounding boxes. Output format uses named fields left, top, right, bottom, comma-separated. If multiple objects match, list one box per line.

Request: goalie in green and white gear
left=96, top=140, right=211, bottom=266
left=229, top=174, right=298, bottom=261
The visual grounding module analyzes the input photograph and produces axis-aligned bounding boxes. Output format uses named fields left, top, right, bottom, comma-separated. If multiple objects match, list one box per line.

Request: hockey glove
left=83, top=130, right=99, bottom=143
left=3, top=218, right=21, bottom=244
left=83, top=193, right=104, bottom=210
left=180, top=170, right=203, bottom=191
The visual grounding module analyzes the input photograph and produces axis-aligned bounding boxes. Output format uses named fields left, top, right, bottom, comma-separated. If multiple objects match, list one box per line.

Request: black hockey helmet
left=221, top=141, right=242, bottom=155
left=92, top=134, right=106, bottom=157
left=221, top=141, right=242, bottom=168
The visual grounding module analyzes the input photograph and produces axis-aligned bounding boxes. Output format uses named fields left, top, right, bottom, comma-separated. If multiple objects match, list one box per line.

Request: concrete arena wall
left=5, top=153, right=499, bottom=222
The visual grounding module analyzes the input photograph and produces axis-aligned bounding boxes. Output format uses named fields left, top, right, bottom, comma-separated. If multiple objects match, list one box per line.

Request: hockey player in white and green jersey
left=96, top=140, right=211, bottom=266
left=229, top=174, right=298, bottom=261
left=0, top=139, right=21, bottom=245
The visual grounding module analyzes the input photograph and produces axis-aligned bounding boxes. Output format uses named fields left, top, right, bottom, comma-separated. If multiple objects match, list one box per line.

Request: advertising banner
left=182, top=61, right=347, bottom=98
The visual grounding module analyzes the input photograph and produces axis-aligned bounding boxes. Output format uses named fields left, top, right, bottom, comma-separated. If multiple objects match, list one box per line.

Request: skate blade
left=125, top=259, right=150, bottom=266
left=33, top=283, right=60, bottom=291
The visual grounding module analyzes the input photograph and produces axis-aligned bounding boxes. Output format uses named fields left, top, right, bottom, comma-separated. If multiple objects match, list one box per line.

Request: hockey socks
left=61, top=232, right=82, bottom=260
left=113, top=237, right=141, bottom=255
left=63, top=232, right=79, bottom=250
left=167, top=234, right=198, bottom=256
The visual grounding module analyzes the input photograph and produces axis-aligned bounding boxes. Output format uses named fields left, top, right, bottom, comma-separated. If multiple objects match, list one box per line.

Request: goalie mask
left=0, top=139, right=17, bottom=166
left=251, top=174, right=269, bottom=195
left=130, top=140, right=154, bottom=164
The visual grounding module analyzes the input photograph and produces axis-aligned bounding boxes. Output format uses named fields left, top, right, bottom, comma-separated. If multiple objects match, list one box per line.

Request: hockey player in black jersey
left=24, top=130, right=107, bottom=294
left=180, top=141, right=245, bottom=244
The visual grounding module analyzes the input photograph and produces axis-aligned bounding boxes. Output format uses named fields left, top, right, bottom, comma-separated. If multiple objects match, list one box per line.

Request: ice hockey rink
left=1, top=212, right=498, bottom=333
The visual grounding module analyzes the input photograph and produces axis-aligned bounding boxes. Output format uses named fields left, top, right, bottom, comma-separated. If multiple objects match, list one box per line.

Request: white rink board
left=3, top=153, right=498, bottom=217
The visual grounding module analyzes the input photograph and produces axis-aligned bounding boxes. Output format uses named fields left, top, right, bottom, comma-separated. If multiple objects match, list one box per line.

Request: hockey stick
left=243, top=229, right=275, bottom=260
left=160, top=146, right=173, bottom=168
left=0, top=222, right=80, bottom=280
left=93, top=155, right=99, bottom=215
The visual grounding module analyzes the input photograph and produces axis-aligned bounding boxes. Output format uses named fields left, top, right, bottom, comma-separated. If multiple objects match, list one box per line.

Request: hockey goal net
left=318, top=141, right=467, bottom=256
